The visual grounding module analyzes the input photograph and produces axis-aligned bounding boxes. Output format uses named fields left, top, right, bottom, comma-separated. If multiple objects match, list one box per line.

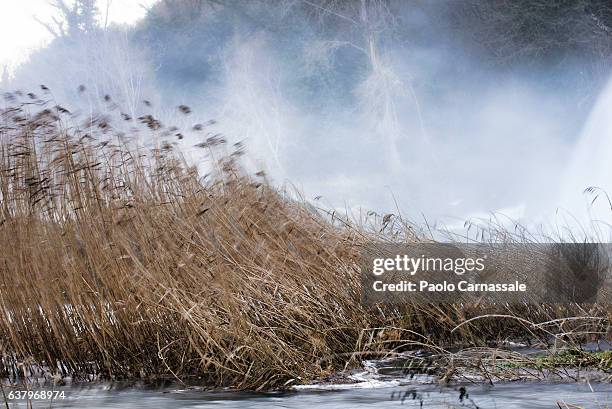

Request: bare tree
left=0, top=65, right=9, bottom=90
left=36, top=0, right=100, bottom=39
left=448, top=0, right=612, bottom=82
left=300, top=0, right=426, bottom=171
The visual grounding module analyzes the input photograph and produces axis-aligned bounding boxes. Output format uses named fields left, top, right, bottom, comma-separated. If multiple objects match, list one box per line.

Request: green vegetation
left=527, top=350, right=612, bottom=371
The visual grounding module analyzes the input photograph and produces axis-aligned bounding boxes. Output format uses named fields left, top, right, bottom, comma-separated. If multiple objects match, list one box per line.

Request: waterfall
left=559, top=76, right=612, bottom=239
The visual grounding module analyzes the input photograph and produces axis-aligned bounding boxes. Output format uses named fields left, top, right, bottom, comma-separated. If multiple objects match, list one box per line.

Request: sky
left=0, top=0, right=158, bottom=72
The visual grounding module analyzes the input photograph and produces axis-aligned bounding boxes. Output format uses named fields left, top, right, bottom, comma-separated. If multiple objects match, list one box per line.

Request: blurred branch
left=33, top=15, right=65, bottom=38
left=103, top=0, right=112, bottom=29
left=300, top=0, right=359, bottom=25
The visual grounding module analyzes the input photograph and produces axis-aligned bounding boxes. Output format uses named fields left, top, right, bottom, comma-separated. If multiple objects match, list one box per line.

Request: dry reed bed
left=0, top=90, right=608, bottom=389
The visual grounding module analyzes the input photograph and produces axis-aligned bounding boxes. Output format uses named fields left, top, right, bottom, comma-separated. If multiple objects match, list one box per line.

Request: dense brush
left=0, top=89, right=608, bottom=389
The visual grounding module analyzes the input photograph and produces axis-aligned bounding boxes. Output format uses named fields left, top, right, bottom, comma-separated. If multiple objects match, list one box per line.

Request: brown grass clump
left=0, top=90, right=608, bottom=390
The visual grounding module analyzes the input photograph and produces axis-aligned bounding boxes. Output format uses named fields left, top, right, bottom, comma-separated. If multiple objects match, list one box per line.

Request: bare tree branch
left=33, top=15, right=62, bottom=38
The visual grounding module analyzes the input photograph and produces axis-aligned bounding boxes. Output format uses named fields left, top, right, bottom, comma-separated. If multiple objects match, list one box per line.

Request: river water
left=4, top=379, right=611, bottom=408
left=6, top=343, right=612, bottom=408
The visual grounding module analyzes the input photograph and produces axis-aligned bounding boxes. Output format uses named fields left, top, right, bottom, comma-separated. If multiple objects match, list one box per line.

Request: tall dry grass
left=0, top=89, right=608, bottom=389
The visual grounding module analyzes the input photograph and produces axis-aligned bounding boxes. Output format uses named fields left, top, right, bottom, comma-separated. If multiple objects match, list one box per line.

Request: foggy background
left=2, top=0, right=612, bottom=237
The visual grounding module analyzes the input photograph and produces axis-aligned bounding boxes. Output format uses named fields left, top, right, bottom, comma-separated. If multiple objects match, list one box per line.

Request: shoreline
left=3, top=346, right=610, bottom=392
